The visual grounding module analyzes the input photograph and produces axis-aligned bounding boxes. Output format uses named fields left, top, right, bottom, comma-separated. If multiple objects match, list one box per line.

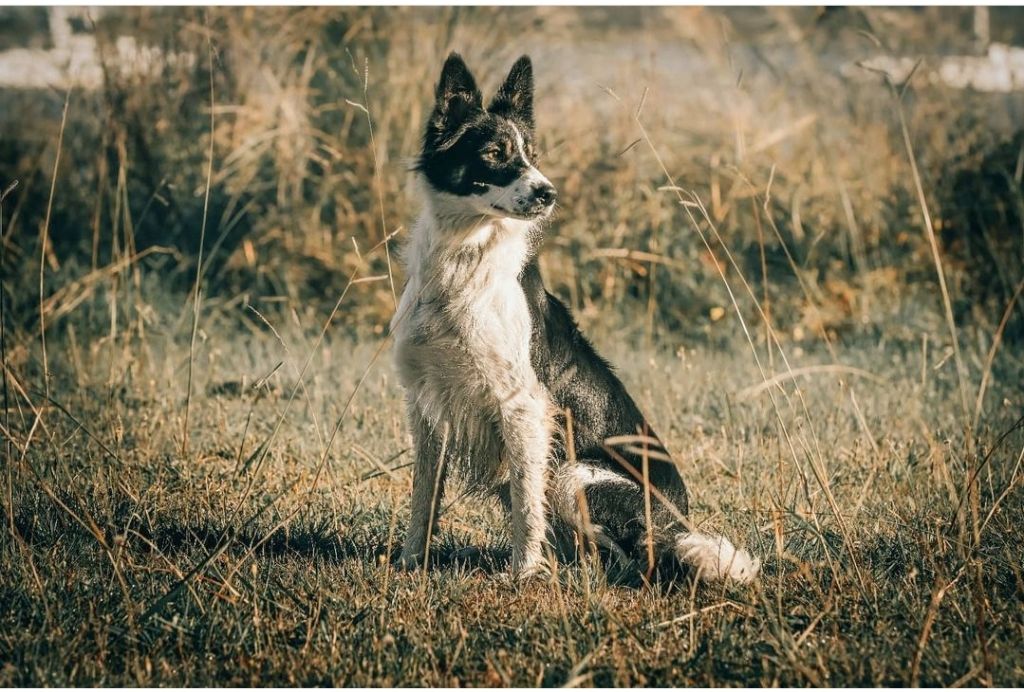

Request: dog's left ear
left=489, top=55, right=533, bottom=130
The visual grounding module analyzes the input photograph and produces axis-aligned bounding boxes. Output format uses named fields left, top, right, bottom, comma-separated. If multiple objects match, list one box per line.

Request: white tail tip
left=674, top=531, right=761, bottom=584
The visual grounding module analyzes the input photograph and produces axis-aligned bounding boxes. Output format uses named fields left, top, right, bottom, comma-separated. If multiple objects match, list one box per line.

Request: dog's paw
left=512, top=559, right=552, bottom=584
left=394, top=551, right=424, bottom=572
left=490, top=559, right=551, bottom=588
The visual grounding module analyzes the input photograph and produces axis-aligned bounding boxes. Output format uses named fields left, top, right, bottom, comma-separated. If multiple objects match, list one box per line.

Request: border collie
left=391, top=53, right=759, bottom=584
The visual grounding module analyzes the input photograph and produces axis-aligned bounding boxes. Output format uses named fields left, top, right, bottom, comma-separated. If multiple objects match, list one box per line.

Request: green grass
left=2, top=296, right=1022, bottom=686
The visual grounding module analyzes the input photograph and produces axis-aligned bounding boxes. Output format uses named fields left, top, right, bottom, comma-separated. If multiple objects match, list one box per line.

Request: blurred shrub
left=941, top=130, right=1024, bottom=335
left=2, top=7, right=1022, bottom=343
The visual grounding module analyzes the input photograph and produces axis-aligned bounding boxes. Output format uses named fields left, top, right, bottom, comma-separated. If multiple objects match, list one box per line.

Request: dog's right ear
left=489, top=55, right=533, bottom=130
left=425, top=52, right=482, bottom=151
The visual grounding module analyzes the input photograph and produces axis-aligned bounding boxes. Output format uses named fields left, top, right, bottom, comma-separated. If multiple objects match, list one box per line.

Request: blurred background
left=2, top=6, right=1024, bottom=349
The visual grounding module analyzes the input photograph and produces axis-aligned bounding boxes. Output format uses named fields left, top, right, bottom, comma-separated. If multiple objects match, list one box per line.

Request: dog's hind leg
left=549, top=463, right=645, bottom=565
left=398, top=409, right=449, bottom=570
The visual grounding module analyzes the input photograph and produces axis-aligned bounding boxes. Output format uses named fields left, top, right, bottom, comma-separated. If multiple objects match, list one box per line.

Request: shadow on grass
left=14, top=500, right=711, bottom=590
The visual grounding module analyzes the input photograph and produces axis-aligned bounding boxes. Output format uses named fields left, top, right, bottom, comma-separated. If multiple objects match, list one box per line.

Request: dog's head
left=417, top=53, right=556, bottom=222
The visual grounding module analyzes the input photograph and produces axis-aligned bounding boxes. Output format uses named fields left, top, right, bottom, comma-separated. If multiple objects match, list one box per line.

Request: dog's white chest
left=392, top=219, right=536, bottom=430
left=457, top=262, right=531, bottom=361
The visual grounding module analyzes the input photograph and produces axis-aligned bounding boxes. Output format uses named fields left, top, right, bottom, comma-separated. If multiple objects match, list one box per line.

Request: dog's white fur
left=392, top=173, right=554, bottom=576
left=675, top=532, right=761, bottom=584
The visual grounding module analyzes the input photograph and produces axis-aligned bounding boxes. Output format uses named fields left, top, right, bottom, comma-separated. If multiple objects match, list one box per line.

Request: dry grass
left=1, top=308, right=1022, bottom=686
left=2, top=6, right=1024, bottom=687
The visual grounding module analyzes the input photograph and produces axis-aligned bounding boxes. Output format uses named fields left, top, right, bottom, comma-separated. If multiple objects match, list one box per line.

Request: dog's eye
left=481, top=148, right=501, bottom=163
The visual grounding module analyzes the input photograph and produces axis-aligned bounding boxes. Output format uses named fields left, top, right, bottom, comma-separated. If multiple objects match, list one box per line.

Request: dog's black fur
left=521, top=259, right=690, bottom=561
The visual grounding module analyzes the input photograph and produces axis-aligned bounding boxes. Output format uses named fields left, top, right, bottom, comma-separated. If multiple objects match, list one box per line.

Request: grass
left=1, top=286, right=1022, bottom=685
left=2, top=6, right=1024, bottom=687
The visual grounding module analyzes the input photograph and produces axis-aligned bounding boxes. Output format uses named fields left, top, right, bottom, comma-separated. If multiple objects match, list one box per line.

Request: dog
left=390, top=52, right=759, bottom=584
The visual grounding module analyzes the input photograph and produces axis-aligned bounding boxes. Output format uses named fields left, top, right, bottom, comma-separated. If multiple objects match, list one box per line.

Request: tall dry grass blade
left=423, top=423, right=449, bottom=569
left=752, top=195, right=772, bottom=367
left=2, top=179, right=17, bottom=536
left=641, top=426, right=654, bottom=582
left=891, top=71, right=987, bottom=680
left=39, top=87, right=72, bottom=401
left=891, top=84, right=972, bottom=440
left=909, top=568, right=964, bottom=686
left=564, top=407, right=597, bottom=560
left=972, top=278, right=1024, bottom=433
left=738, top=365, right=885, bottom=401
left=182, top=27, right=217, bottom=456
left=344, top=57, right=397, bottom=310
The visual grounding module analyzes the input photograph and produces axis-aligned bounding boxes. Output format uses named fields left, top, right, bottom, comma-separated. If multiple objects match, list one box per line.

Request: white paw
left=510, top=556, right=552, bottom=583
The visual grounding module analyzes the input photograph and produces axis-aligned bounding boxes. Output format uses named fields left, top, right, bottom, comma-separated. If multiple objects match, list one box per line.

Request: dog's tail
left=673, top=531, right=760, bottom=584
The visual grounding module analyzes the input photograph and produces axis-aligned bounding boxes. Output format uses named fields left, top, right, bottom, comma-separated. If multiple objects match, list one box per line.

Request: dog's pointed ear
left=436, top=52, right=481, bottom=105
left=425, top=53, right=483, bottom=150
left=489, top=55, right=533, bottom=129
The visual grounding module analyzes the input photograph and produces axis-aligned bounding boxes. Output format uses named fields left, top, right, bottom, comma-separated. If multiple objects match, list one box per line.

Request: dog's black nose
left=533, top=183, right=557, bottom=206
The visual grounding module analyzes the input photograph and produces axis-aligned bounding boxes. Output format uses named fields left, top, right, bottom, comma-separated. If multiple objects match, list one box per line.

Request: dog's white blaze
left=446, top=122, right=552, bottom=219
left=509, top=122, right=530, bottom=166
left=509, top=122, right=552, bottom=191
left=522, top=166, right=552, bottom=189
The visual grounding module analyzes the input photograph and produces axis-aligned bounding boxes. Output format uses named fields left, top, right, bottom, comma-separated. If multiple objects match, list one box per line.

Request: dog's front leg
left=501, top=385, right=552, bottom=578
left=398, top=411, right=448, bottom=570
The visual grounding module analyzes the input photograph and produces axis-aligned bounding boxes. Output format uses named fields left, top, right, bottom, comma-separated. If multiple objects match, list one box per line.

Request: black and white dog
left=391, top=53, right=758, bottom=584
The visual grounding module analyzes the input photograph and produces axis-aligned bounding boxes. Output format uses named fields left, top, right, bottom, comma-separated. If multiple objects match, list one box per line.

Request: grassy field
left=2, top=6, right=1024, bottom=687
left=1, top=300, right=1022, bottom=686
